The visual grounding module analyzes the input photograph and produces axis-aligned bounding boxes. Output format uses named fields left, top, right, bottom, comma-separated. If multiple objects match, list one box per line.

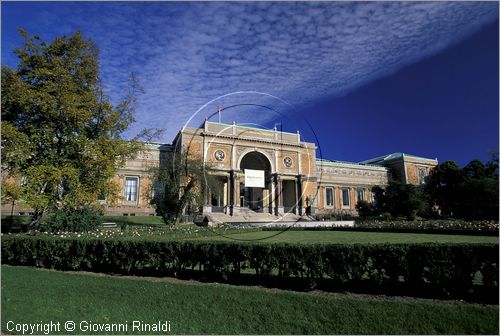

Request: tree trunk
left=29, top=210, right=44, bottom=232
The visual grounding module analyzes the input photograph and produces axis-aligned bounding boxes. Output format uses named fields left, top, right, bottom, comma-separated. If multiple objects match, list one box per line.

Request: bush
left=354, top=219, right=499, bottom=232
left=43, top=206, right=103, bottom=233
left=356, top=200, right=379, bottom=217
left=1, top=216, right=30, bottom=233
left=1, top=235, right=498, bottom=301
left=314, top=211, right=356, bottom=221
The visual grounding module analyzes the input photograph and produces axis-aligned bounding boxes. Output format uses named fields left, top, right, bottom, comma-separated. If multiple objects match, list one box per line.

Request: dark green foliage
left=2, top=235, right=497, bottom=301
left=1, top=30, right=143, bottom=230
left=263, top=219, right=499, bottom=236
left=1, top=216, right=30, bottom=233
left=151, top=150, right=218, bottom=226
left=370, top=181, right=429, bottom=220
left=426, top=158, right=499, bottom=220
left=42, top=206, right=103, bottom=232
left=355, top=200, right=379, bottom=217
left=353, top=219, right=499, bottom=232
left=364, top=157, right=499, bottom=221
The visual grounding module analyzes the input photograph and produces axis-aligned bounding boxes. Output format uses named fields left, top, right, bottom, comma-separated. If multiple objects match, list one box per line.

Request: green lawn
left=102, top=215, right=165, bottom=226
left=1, top=265, right=498, bottom=335
left=191, top=230, right=499, bottom=244
left=1, top=215, right=167, bottom=230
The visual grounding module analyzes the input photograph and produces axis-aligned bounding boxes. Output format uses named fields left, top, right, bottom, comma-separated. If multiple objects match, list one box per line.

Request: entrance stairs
left=203, top=209, right=313, bottom=227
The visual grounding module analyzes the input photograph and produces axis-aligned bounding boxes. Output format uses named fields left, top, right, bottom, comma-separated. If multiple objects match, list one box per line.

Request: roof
left=144, top=142, right=174, bottom=151
left=316, top=158, right=388, bottom=170
left=204, top=120, right=298, bottom=136
left=360, top=152, right=438, bottom=165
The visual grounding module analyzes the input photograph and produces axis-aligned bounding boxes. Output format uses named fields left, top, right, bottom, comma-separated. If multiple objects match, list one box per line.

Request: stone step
left=101, top=222, right=118, bottom=229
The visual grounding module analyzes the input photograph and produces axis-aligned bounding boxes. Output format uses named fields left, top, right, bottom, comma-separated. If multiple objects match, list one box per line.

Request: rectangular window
left=125, top=177, right=138, bottom=201
left=418, top=167, right=426, bottom=184
left=325, top=188, right=334, bottom=207
left=371, top=191, right=377, bottom=204
left=342, top=188, right=350, bottom=207
left=357, top=188, right=364, bottom=202
left=152, top=180, right=165, bottom=199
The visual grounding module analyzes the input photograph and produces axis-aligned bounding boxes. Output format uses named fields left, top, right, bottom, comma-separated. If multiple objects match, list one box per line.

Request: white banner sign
left=244, top=169, right=265, bottom=188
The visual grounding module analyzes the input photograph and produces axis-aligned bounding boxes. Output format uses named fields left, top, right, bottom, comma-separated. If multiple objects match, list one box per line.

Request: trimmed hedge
left=262, top=226, right=499, bottom=236
left=43, top=206, right=102, bottom=233
left=1, top=235, right=498, bottom=301
left=354, top=219, right=499, bottom=232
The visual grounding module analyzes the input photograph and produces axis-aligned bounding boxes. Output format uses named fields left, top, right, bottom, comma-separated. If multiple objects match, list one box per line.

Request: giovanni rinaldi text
left=6, top=320, right=172, bottom=334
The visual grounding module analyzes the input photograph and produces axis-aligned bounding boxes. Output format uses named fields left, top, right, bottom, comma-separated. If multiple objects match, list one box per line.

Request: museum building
left=104, top=121, right=438, bottom=218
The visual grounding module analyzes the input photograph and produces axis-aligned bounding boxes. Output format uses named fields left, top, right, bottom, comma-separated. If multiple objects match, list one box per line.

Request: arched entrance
left=239, top=151, right=272, bottom=213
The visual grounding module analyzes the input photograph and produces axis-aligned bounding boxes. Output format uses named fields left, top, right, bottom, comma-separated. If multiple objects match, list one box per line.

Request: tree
left=370, top=181, right=429, bottom=220
left=425, top=158, right=499, bottom=220
left=150, top=149, right=218, bottom=226
left=1, top=30, right=143, bottom=230
left=426, top=161, right=465, bottom=218
left=355, top=200, right=379, bottom=218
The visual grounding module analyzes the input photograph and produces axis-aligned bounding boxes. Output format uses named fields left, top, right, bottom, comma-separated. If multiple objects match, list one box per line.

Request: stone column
left=138, top=175, right=143, bottom=208
left=234, top=174, right=240, bottom=207
left=202, top=182, right=212, bottom=215
left=117, top=174, right=124, bottom=206
left=296, top=175, right=303, bottom=216
left=294, top=178, right=299, bottom=215
left=267, top=179, right=273, bottom=214
left=229, top=170, right=235, bottom=216
left=272, top=173, right=283, bottom=216
left=350, top=187, right=356, bottom=211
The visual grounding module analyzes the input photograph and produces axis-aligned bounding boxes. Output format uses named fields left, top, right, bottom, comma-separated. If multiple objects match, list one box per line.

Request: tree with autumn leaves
left=1, top=30, right=144, bottom=230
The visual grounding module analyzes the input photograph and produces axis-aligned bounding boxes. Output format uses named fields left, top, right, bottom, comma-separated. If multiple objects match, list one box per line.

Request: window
left=325, top=188, right=334, bottom=207
left=152, top=180, right=165, bottom=199
left=357, top=188, right=364, bottom=202
left=418, top=167, right=426, bottom=184
left=342, top=188, right=350, bottom=207
left=125, top=177, right=138, bottom=201
left=371, top=191, right=377, bottom=204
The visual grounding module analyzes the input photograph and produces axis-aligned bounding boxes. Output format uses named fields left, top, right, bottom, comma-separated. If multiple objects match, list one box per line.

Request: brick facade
left=2, top=122, right=437, bottom=217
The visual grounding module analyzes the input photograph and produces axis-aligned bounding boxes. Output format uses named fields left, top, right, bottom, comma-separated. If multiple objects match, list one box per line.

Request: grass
left=102, top=215, right=165, bottom=226
left=190, top=230, right=499, bottom=244
left=14, top=226, right=499, bottom=244
left=2, top=265, right=498, bottom=335
left=1, top=215, right=167, bottom=231
left=10, top=225, right=498, bottom=244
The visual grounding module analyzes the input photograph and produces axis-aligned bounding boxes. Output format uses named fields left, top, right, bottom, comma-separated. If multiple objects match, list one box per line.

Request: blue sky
left=2, top=1, right=498, bottom=166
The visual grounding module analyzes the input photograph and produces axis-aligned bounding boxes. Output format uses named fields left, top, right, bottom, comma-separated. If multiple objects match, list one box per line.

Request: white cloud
left=2, top=1, right=498, bottom=142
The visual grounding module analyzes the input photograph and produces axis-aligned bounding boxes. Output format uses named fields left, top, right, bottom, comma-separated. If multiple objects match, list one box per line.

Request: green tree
left=426, top=158, right=499, bottom=220
left=355, top=200, right=379, bottom=218
left=370, top=181, right=428, bottom=220
left=426, top=161, right=465, bottom=218
left=150, top=149, right=218, bottom=226
left=1, top=30, right=143, bottom=230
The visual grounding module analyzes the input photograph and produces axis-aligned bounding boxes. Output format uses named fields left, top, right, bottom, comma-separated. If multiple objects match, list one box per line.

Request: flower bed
left=355, top=219, right=499, bottom=231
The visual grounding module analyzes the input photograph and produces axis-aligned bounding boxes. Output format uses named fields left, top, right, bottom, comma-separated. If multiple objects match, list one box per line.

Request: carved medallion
left=283, top=156, right=292, bottom=168
left=214, top=150, right=225, bottom=161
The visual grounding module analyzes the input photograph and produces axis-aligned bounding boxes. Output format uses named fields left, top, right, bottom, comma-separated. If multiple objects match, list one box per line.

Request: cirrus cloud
left=2, top=1, right=498, bottom=141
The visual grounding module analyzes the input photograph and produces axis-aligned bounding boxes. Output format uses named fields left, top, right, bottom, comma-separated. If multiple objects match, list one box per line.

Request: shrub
left=43, top=206, right=103, bottom=233
left=1, top=235, right=498, bottom=301
left=354, top=219, right=499, bottom=232
left=356, top=200, right=379, bottom=217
